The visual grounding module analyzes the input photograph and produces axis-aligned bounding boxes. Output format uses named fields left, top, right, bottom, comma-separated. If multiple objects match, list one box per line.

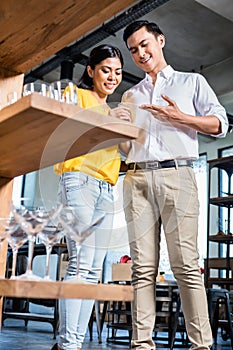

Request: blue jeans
left=57, top=172, right=114, bottom=350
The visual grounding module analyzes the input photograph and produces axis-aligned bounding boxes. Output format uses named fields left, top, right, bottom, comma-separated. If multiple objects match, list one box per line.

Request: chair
left=204, top=258, right=233, bottom=288
left=169, top=289, right=190, bottom=349
left=153, top=283, right=189, bottom=349
left=207, top=288, right=233, bottom=348
left=106, top=281, right=132, bottom=346
left=88, top=300, right=108, bottom=344
left=105, top=263, right=132, bottom=346
left=105, top=280, right=187, bottom=349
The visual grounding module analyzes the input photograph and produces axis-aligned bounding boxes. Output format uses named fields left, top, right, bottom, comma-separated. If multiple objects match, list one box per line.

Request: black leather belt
left=128, top=160, right=193, bottom=171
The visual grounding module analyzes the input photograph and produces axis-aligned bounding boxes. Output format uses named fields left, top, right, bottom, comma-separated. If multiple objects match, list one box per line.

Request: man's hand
left=140, top=94, right=184, bottom=125
left=140, top=94, right=222, bottom=135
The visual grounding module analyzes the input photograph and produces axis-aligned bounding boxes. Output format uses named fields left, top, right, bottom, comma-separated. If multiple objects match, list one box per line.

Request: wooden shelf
left=208, top=155, right=233, bottom=174
left=209, top=235, right=233, bottom=243
left=209, top=195, right=233, bottom=207
left=0, top=93, right=139, bottom=178
left=0, top=279, right=133, bottom=301
left=3, top=311, right=55, bottom=321
left=206, top=278, right=233, bottom=285
left=0, top=0, right=136, bottom=75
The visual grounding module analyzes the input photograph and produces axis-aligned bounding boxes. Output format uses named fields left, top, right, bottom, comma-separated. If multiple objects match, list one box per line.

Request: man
left=121, top=20, right=229, bottom=349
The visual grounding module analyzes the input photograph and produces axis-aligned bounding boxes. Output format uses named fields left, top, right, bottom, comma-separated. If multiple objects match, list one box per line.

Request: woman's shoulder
left=77, top=88, right=96, bottom=108
left=77, top=88, right=91, bottom=97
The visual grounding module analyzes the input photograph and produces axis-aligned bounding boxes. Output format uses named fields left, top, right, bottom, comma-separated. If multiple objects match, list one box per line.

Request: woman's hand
left=109, top=105, right=132, bottom=155
left=109, top=105, right=132, bottom=122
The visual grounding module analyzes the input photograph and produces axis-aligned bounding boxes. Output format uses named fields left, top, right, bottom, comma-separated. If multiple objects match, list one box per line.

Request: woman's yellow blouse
left=54, top=88, right=120, bottom=185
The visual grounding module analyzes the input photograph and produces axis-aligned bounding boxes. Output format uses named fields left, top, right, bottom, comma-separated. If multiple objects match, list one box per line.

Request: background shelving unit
left=205, top=155, right=233, bottom=289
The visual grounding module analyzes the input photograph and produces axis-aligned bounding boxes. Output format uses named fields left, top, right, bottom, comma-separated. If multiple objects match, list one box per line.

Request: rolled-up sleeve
left=194, top=74, right=229, bottom=138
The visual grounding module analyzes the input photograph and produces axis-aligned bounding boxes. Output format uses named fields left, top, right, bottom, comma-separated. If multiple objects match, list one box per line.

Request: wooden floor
left=0, top=318, right=232, bottom=350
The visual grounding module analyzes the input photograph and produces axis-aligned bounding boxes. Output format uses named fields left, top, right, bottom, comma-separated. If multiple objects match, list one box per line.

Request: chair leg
left=53, top=299, right=59, bottom=339
left=224, top=293, right=233, bottom=349
left=88, top=305, right=94, bottom=341
left=170, top=293, right=181, bottom=350
left=212, top=301, right=219, bottom=345
left=94, top=301, right=102, bottom=343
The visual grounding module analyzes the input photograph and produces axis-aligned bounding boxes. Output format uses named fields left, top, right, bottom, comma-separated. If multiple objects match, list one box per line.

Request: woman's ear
left=87, top=65, right=94, bottom=78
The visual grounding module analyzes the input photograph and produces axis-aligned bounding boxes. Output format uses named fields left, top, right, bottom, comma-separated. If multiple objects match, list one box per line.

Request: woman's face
left=87, top=57, right=123, bottom=97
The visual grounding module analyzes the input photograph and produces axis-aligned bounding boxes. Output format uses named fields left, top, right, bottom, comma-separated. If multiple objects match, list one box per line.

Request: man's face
left=126, top=26, right=165, bottom=74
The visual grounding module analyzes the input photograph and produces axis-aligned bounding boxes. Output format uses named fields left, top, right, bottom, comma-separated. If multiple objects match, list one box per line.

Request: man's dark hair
left=123, top=20, right=164, bottom=45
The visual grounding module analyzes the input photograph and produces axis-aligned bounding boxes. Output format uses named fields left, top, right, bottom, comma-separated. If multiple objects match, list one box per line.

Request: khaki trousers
left=123, top=167, right=212, bottom=349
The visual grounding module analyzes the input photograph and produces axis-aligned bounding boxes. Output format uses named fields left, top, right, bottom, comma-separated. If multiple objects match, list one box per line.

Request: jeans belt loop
left=174, top=159, right=178, bottom=170
left=134, top=162, right=137, bottom=172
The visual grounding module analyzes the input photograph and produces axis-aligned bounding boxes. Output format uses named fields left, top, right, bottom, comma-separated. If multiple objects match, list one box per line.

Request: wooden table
left=0, top=279, right=133, bottom=301
left=2, top=244, right=134, bottom=336
left=0, top=93, right=138, bottom=323
left=3, top=243, right=134, bottom=302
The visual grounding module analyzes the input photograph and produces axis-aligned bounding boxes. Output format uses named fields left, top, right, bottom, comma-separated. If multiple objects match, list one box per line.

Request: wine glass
left=0, top=218, right=10, bottom=280
left=0, top=217, right=28, bottom=279
left=22, top=82, right=54, bottom=99
left=12, top=202, right=62, bottom=280
left=0, top=217, right=16, bottom=279
left=38, top=224, right=64, bottom=280
left=51, top=80, right=78, bottom=104
left=5, top=224, right=28, bottom=279
left=0, top=219, right=9, bottom=246
left=59, top=206, right=104, bottom=281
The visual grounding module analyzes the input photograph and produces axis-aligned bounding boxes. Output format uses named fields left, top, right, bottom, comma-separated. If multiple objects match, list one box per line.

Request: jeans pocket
left=63, top=172, right=88, bottom=194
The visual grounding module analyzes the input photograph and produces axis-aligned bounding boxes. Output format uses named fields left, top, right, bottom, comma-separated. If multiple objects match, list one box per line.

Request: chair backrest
left=204, top=258, right=233, bottom=288
left=204, top=258, right=233, bottom=274
left=111, top=263, right=132, bottom=282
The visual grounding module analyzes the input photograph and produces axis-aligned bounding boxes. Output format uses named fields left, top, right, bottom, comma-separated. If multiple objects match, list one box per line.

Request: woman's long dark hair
left=78, top=44, right=124, bottom=90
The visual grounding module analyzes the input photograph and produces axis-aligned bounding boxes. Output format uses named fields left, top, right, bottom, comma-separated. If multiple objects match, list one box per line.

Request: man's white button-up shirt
left=122, top=65, right=228, bottom=163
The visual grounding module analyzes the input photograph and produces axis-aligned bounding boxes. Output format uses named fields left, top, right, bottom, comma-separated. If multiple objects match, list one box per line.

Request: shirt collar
left=145, top=65, right=174, bottom=83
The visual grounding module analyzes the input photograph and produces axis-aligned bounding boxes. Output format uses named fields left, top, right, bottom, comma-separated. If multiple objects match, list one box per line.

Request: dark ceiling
left=25, top=0, right=233, bottom=123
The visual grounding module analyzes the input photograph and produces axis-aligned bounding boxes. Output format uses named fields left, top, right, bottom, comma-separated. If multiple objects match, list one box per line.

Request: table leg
left=0, top=177, right=14, bottom=328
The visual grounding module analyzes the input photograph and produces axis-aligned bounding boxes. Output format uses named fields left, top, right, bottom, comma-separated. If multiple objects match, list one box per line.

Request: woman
left=51, top=44, right=131, bottom=350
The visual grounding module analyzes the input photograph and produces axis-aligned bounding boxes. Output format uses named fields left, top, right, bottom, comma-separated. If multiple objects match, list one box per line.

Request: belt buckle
left=146, top=161, right=159, bottom=170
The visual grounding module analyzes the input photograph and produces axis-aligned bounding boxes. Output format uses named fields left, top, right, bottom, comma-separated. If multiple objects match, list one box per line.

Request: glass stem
left=27, top=236, right=35, bottom=274
left=11, top=248, right=18, bottom=279
left=44, top=245, right=52, bottom=280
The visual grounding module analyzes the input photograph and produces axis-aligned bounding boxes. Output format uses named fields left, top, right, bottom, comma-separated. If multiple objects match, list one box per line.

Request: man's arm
left=140, top=94, right=227, bottom=136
